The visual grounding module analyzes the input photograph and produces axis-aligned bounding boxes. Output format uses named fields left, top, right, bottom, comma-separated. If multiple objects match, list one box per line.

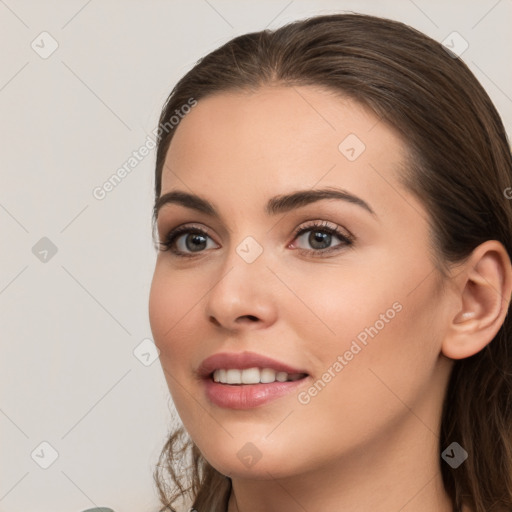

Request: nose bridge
left=204, top=232, right=276, bottom=327
left=211, top=233, right=268, bottom=300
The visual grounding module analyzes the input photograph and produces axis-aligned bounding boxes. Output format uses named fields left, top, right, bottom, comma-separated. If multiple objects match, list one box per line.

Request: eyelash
left=158, top=220, right=354, bottom=259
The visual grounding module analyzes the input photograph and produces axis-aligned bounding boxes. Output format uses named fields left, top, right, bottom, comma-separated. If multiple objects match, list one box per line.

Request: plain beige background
left=1, top=1, right=511, bottom=511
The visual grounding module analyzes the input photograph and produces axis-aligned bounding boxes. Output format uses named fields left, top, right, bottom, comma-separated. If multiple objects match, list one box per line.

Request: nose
left=204, top=247, right=278, bottom=331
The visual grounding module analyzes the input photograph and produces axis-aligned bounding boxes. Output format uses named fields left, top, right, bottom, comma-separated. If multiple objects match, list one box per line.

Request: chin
left=195, top=438, right=307, bottom=481
left=208, top=456, right=293, bottom=480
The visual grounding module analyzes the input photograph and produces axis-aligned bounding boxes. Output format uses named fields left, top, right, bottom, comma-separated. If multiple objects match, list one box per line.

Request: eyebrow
left=154, top=187, right=376, bottom=219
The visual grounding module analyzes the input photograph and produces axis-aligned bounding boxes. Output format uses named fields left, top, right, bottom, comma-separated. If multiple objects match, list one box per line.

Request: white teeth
left=241, top=367, right=260, bottom=384
left=260, top=368, right=276, bottom=383
left=212, top=367, right=306, bottom=385
left=226, top=369, right=242, bottom=384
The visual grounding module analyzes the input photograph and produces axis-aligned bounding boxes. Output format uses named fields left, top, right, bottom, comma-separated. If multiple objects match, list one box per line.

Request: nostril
left=209, top=316, right=221, bottom=327
left=209, top=314, right=259, bottom=326
left=235, top=314, right=260, bottom=323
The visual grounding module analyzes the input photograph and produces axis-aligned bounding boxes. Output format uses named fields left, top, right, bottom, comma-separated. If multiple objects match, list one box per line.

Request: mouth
left=210, top=367, right=309, bottom=385
left=198, top=351, right=311, bottom=409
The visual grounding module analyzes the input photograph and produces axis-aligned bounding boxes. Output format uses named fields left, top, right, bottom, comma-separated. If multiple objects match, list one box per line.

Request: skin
left=148, top=85, right=511, bottom=512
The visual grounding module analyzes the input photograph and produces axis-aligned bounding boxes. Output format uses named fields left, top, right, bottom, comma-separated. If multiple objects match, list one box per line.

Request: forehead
left=166, top=84, right=399, bottom=158
left=161, top=85, right=413, bottom=219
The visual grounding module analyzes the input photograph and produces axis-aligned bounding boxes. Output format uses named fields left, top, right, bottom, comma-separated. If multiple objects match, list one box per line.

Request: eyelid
left=291, top=219, right=352, bottom=240
left=162, top=222, right=218, bottom=247
left=289, top=220, right=354, bottom=255
left=158, top=221, right=214, bottom=238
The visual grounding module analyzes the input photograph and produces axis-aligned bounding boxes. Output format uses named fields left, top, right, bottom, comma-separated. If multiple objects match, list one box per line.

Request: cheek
left=289, top=254, right=442, bottom=403
left=287, top=299, right=439, bottom=466
left=148, top=265, right=203, bottom=367
left=149, top=269, right=207, bottom=423
left=309, top=280, right=442, bottom=420
left=278, top=258, right=398, bottom=347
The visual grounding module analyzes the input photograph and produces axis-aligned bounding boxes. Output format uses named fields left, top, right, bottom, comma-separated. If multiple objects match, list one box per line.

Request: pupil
left=310, top=231, right=330, bottom=249
left=187, top=233, right=207, bottom=252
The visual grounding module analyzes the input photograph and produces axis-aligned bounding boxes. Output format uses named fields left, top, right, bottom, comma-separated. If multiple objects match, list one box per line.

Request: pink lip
left=197, top=351, right=310, bottom=410
left=204, top=378, right=309, bottom=409
left=197, top=351, right=308, bottom=378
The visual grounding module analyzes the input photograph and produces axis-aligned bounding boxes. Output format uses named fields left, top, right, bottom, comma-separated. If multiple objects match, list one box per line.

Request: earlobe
left=442, top=240, right=512, bottom=360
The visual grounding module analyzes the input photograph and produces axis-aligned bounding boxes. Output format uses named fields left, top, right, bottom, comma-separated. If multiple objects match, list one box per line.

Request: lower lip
left=204, top=376, right=309, bottom=409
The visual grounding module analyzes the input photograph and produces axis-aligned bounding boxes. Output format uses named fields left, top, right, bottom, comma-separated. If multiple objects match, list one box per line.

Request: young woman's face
left=149, top=85, right=454, bottom=479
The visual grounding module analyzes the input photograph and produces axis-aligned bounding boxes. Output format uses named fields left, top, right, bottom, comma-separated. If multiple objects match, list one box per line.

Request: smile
left=213, top=367, right=307, bottom=384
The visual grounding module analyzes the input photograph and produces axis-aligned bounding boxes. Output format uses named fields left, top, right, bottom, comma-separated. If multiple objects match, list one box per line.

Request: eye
left=159, top=220, right=354, bottom=259
left=290, top=220, right=354, bottom=257
left=159, top=224, right=218, bottom=257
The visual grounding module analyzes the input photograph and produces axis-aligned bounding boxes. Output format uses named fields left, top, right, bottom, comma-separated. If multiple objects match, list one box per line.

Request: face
left=149, top=85, right=454, bottom=479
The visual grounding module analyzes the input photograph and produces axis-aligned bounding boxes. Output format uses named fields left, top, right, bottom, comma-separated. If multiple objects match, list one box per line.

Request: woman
left=148, top=12, right=512, bottom=512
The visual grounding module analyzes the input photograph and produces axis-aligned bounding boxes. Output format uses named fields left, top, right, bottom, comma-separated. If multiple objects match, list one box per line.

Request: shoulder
left=80, top=509, right=115, bottom=512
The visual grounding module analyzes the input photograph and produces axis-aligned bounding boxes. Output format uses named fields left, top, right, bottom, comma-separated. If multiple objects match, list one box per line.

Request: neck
left=226, top=416, right=455, bottom=512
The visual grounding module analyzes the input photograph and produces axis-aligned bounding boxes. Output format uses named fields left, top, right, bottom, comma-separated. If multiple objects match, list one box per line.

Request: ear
left=442, top=240, right=512, bottom=360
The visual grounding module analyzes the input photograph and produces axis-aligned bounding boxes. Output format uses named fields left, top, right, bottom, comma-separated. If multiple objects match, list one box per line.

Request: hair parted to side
left=151, top=12, right=512, bottom=512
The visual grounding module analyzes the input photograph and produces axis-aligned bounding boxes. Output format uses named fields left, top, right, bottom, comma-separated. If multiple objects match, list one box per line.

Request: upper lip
left=197, top=351, right=309, bottom=379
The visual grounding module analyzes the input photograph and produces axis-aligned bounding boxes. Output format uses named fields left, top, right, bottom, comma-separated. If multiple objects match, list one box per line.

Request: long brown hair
left=151, top=13, right=512, bottom=512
